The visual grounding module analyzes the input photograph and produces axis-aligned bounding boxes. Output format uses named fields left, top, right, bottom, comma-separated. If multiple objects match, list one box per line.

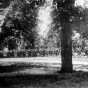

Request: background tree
left=0, top=0, right=38, bottom=51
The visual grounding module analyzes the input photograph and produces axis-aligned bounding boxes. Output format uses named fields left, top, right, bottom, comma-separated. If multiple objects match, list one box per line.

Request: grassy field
left=0, top=56, right=88, bottom=75
left=0, top=56, right=88, bottom=88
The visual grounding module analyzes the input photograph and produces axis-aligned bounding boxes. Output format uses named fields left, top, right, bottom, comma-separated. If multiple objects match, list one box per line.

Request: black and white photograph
left=0, top=0, right=88, bottom=88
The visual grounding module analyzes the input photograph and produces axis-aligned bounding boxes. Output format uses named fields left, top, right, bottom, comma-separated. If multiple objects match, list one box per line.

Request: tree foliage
left=0, top=0, right=38, bottom=52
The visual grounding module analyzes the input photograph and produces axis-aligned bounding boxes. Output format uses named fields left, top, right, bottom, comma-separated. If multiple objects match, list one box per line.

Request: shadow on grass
left=0, top=74, right=59, bottom=87
left=0, top=63, right=40, bottom=73
left=1, top=71, right=88, bottom=88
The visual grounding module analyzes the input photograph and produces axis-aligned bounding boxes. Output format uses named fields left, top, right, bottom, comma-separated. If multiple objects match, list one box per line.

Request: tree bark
left=60, top=10, right=73, bottom=73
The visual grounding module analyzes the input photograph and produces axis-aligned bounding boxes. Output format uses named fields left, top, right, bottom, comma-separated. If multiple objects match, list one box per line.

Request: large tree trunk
left=60, top=7, right=73, bottom=72
left=60, top=20, right=73, bottom=72
left=53, top=0, right=74, bottom=72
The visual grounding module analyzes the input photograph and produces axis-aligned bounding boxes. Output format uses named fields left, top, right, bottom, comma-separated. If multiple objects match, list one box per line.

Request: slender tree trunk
left=60, top=10, right=73, bottom=73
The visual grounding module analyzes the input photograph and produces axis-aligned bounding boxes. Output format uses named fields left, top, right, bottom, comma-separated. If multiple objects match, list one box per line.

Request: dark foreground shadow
left=1, top=71, right=88, bottom=88
left=0, top=74, right=59, bottom=87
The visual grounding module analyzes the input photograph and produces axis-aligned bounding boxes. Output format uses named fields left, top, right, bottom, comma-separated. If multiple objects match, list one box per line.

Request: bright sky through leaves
left=75, top=0, right=88, bottom=8
left=37, top=0, right=53, bottom=38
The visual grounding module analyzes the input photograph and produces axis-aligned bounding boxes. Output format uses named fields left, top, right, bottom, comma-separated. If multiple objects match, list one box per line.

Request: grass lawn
left=0, top=56, right=88, bottom=88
